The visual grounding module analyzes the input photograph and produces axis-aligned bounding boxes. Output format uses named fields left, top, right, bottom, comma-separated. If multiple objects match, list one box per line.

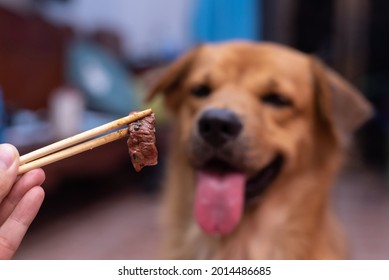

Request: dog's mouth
left=194, top=155, right=284, bottom=236
left=245, top=155, right=284, bottom=200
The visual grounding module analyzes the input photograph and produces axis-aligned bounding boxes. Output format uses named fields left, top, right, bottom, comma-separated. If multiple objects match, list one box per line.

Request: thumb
left=0, top=144, right=20, bottom=203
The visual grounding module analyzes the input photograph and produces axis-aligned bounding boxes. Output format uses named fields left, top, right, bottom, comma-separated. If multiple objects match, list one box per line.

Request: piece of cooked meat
left=127, top=113, right=158, bottom=172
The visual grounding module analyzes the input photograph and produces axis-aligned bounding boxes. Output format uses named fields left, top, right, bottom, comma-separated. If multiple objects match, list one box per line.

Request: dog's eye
left=261, top=93, right=293, bottom=108
left=191, top=84, right=212, bottom=98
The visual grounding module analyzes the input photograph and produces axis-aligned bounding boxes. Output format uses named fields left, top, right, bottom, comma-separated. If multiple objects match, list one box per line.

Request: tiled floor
left=14, top=169, right=389, bottom=260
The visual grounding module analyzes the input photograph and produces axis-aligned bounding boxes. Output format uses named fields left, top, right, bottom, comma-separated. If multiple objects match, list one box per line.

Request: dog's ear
left=146, top=45, right=202, bottom=112
left=311, top=57, right=373, bottom=145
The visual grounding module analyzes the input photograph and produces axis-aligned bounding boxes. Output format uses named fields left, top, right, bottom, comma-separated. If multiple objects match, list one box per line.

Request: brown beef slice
left=127, top=113, right=158, bottom=172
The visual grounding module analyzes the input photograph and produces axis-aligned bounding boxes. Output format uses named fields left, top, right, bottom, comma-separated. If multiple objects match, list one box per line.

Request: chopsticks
left=18, top=109, right=153, bottom=175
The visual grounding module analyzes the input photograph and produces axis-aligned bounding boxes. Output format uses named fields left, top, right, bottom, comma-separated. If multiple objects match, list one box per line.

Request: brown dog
left=148, top=41, right=372, bottom=259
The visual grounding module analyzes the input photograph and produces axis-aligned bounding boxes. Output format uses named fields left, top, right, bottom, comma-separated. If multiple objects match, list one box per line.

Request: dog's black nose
left=198, top=109, right=242, bottom=147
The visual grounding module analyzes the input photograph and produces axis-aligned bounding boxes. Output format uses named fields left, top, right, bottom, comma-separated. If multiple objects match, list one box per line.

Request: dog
left=147, top=41, right=373, bottom=259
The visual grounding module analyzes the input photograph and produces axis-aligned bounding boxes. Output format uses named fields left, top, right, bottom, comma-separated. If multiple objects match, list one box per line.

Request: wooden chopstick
left=17, top=108, right=153, bottom=175
left=19, top=109, right=152, bottom=165
left=18, top=128, right=129, bottom=175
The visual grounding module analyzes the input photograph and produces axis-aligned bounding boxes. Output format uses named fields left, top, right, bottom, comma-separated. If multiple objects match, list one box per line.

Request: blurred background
left=0, top=0, right=388, bottom=259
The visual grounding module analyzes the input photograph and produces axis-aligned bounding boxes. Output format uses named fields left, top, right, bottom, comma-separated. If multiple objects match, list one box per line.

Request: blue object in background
left=193, top=0, right=261, bottom=43
left=66, top=41, right=140, bottom=117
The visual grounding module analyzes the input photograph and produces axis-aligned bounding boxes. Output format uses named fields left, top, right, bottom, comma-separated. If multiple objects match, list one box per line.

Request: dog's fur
left=148, top=41, right=372, bottom=259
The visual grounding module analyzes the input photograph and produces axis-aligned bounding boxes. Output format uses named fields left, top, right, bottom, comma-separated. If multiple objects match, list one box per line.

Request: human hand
left=0, top=144, right=45, bottom=259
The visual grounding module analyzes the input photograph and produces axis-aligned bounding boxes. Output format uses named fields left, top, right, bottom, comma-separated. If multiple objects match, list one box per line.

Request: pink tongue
left=194, top=171, right=245, bottom=235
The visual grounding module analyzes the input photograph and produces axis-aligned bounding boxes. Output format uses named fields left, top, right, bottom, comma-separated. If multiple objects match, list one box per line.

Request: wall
left=40, top=0, right=196, bottom=60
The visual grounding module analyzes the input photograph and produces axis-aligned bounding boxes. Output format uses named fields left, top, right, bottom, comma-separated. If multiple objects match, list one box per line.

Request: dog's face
left=149, top=42, right=372, bottom=236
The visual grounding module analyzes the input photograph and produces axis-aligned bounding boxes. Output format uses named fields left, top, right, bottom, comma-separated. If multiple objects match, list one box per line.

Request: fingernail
left=0, top=144, right=16, bottom=170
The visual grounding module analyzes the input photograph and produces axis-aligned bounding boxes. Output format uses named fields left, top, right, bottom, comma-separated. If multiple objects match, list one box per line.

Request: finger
left=0, top=169, right=45, bottom=225
left=0, top=144, right=20, bottom=203
left=0, top=186, right=45, bottom=260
